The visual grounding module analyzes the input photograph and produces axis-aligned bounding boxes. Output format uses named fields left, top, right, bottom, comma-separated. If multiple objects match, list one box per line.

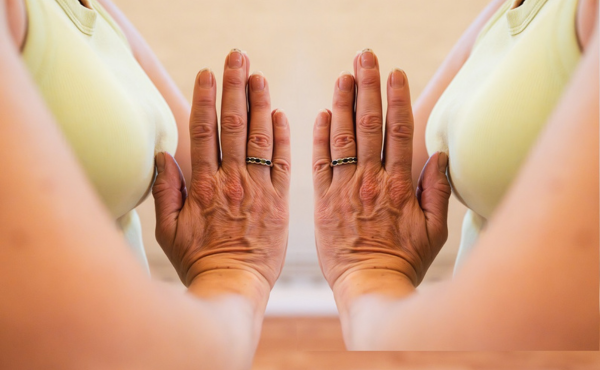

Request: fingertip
left=337, top=72, right=355, bottom=92
left=273, top=109, right=288, bottom=128
left=437, top=151, right=449, bottom=173
left=388, top=68, right=407, bottom=89
left=193, top=69, right=215, bottom=96
left=155, top=152, right=166, bottom=173
left=315, top=109, right=331, bottom=129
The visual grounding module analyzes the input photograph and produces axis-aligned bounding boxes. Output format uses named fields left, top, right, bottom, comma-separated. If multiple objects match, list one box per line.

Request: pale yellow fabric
left=426, top=0, right=581, bottom=272
left=22, top=0, right=178, bottom=271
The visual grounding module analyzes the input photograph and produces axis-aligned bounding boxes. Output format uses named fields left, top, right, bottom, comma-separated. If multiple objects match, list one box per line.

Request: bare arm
left=0, top=5, right=265, bottom=369
left=337, top=23, right=599, bottom=350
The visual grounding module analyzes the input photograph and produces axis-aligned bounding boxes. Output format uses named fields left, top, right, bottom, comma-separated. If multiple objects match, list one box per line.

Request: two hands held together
left=151, top=48, right=452, bottom=315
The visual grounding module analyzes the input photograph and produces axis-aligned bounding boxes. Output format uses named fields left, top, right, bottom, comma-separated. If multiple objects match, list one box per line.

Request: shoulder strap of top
left=88, top=0, right=132, bottom=52
left=471, top=0, right=513, bottom=51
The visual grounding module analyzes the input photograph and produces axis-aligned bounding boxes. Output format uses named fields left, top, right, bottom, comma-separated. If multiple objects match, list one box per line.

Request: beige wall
left=112, top=0, right=491, bottom=285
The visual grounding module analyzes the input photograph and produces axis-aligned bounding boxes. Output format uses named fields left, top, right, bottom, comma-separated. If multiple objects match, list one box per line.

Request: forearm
left=0, top=22, right=260, bottom=370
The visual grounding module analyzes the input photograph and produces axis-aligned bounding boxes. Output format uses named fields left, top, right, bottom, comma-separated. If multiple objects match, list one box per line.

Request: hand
left=152, top=50, right=290, bottom=296
left=312, top=49, right=451, bottom=294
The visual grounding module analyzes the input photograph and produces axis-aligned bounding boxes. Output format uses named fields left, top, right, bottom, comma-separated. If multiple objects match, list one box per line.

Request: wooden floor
left=253, top=317, right=600, bottom=370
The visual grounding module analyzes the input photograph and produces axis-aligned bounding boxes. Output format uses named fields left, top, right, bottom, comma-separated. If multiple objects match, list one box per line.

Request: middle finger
left=220, top=49, right=250, bottom=168
left=355, top=49, right=384, bottom=170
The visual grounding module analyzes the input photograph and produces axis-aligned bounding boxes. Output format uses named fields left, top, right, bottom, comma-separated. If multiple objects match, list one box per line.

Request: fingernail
left=437, top=152, right=448, bottom=172
left=317, top=109, right=330, bottom=127
left=338, top=72, right=354, bottom=91
left=156, top=152, right=166, bottom=172
left=250, top=71, right=265, bottom=91
left=228, top=48, right=243, bottom=69
left=391, top=68, right=405, bottom=88
left=198, top=68, right=213, bottom=88
left=274, top=109, right=287, bottom=127
left=360, top=48, right=375, bottom=69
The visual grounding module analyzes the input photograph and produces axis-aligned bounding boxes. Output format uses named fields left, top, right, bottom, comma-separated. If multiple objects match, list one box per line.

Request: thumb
left=152, top=152, right=187, bottom=245
left=416, top=152, right=452, bottom=246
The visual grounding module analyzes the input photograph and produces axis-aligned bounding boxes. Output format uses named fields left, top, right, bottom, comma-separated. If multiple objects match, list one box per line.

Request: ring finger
left=246, top=72, right=273, bottom=180
left=330, top=72, right=357, bottom=183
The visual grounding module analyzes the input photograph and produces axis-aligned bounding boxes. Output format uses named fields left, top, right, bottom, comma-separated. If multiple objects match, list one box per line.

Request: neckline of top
left=506, top=0, right=548, bottom=35
left=55, top=0, right=98, bottom=35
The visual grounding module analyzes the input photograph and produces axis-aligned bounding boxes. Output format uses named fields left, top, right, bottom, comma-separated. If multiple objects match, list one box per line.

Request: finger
left=355, top=49, right=384, bottom=169
left=246, top=72, right=273, bottom=180
left=271, top=109, right=292, bottom=195
left=312, top=109, right=332, bottom=196
left=330, top=72, right=357, bottom=182
left=189, top=68, right=219, bottom=178
left=417, top=152, right=452, bottom=247
left=152, top=152, right=188, bottom=246
left=220, top=49, right=249, bottom=168
left=384, top=68, right=415, bottom=180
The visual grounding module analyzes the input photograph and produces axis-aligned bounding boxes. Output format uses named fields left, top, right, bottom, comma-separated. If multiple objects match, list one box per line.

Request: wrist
left=332, top=269, right=416, bottom=350
left=187, top=268, right=271, bottom=315
left=332, top=268, right=416, bottom=311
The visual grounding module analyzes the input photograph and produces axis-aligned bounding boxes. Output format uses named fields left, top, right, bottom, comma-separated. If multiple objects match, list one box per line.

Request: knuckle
left=332, top=133, right=355, bottom=149
left=191, top=177, right=217, bottom=207
left=223, top=74, right=246, bottom=89
left=359, top=175, right=380, bottom=203
left=250, top=97, right=271, bottom=110
left=313, top=133, right=329, bottom=146
left=189, top=122, right=214, bottom=141
left=221, top=114, right=246, bottom=133
left=388, top=93, right=410, bottom=107
left=312, top=159, right=331, bottom=174
left=360, top=74, right=380, bottom=89
left=193, top=93, right=215, bottom=108
left=224, top=178, right=244, bottom=204
left=248, top=132, right=272, bottom=149
left=388, top=122, right=413, bottom=141
left=151, top=179, right=171, bottom=198
left=332, top=97, right=354, bottom=110
left=357, top=114, right=383, bottom=133
left=273, top=158, right=291, bottom=173
left=275, top=133, right=290, bottom=146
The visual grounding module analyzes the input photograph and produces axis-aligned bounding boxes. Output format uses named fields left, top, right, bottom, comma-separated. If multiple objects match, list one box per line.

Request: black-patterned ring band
left=330, top=157, right=357, bottom=167
left=246, top=157, right=273, bottom=167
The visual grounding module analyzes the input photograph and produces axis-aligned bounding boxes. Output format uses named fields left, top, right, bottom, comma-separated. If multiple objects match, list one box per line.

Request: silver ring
left=246, top=157, right=273, bottom=167
left=330, top=157, right=357, bottom=167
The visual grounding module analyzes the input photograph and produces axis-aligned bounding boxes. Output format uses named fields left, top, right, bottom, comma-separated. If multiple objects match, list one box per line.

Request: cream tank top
left=426, top=0, right=581, bottom=272
left=22, top=0, right=178, bottom=272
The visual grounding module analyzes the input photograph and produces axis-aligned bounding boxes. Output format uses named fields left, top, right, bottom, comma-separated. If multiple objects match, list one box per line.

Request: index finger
left=189, top=68, right=219, bottom=177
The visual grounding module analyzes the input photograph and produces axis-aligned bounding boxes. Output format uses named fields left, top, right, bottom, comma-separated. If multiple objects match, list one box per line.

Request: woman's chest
left=23, top=0, right=178, bottom=219
left=426, top=0, right=580, bottom=219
